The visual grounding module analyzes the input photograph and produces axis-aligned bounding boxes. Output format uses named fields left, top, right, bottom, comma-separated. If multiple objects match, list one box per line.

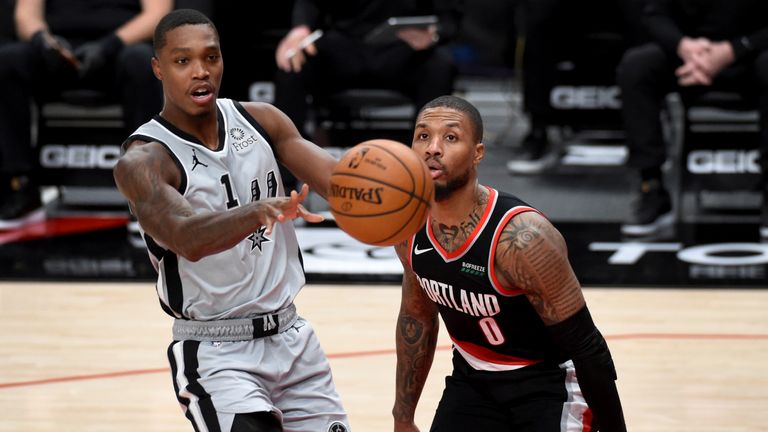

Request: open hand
left=261, top=184, right=324, bottom=234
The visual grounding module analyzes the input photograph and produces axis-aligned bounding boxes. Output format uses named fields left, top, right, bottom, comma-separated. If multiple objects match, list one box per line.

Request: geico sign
left=590, top=242, right=768, bottom=266
left=687, top=149, right=761, bottom=174
left=550, top=86, right=621, bottom=110
left=40, top=144, right=120, bottom=169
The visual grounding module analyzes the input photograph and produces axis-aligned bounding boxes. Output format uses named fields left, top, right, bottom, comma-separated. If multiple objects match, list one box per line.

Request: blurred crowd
left=0, top=0, right=766, bottom=240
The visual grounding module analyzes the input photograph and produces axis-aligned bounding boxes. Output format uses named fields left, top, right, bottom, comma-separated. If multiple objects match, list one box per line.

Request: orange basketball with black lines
left=329, top=139, right=433, bottom=246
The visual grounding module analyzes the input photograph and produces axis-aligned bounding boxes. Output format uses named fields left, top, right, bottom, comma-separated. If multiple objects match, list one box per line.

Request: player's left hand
left=74, top=33, right=124, bottom=80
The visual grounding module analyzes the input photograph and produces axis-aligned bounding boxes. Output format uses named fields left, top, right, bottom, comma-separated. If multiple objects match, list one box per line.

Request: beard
left=434, top=168, right=471, bottom=202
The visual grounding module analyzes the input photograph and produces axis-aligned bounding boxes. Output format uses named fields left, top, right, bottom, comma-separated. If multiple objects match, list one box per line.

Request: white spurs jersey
left=125, top=99, right=305, bottom=321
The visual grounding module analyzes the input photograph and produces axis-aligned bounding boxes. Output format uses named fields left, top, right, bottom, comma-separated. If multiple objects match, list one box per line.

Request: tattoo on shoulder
left=498, top=216, right=543, bottom=252
left=495, top=216, right=543, bottom=291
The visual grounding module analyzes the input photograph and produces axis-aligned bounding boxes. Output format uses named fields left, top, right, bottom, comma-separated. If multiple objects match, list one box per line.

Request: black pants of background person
left=617, top=42, right=768, bottom=237
left=508, top=0, right=645, bottom=173
left=273, top=29, right=456, bottom=141
left=0, top=40, right=161, bottom=209
left=618, top=43, right=768, bottom=175
left=518, top=0, right=561, bottom=135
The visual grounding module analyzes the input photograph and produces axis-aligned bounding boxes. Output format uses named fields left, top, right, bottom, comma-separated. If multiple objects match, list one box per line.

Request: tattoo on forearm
left=400, top=316, right=423, bottom=344
left=394, top=313, right=437, bottom=421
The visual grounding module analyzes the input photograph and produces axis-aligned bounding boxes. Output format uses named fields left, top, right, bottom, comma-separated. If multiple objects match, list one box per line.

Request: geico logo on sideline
left=687, top=149, right=761, bottom=174
left=590, top=242, right=768, bottom=266
left=550, top=86, right=621, bottom=110
left=40, top=144, right=120, bottom=169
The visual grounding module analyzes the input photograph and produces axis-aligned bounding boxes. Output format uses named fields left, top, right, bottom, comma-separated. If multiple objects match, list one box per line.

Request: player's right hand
left=275, top=25, right=317, bottom=73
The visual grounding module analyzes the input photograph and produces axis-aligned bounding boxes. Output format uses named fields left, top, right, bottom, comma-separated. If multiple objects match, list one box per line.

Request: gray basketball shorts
left=167, top=316, right=350, bottom=432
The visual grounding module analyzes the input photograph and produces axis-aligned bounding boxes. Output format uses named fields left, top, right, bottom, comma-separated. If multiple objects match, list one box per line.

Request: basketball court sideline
left=1, top=282, right=766, bottom=431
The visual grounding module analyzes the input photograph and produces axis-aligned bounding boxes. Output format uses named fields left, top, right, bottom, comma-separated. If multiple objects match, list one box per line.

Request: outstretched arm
left=113, top=141, right=320, bottom=262
left=494, top=211, right=626, bottom=432
left=392, top=241, right=439, bottom=432
left=242, top=102, right=337, bottom=199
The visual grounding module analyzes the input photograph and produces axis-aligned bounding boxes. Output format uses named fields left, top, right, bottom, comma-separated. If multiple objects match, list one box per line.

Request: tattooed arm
left=392, top=241, right=440, bottom=432
left=113, top=140, right=320, bottom=261
left=494, top=211, right=626, bottom=431
left=493, top=210, right=584, bottom=324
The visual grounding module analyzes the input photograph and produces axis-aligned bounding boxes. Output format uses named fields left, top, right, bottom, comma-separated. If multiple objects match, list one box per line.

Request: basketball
left=328, top=139, right=433, bottom=246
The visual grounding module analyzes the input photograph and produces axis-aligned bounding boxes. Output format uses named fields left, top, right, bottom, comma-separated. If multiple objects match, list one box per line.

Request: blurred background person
left=0, top=0, right=170, bottom=228
left=273, top=0, right=463, bottom=141
left=617, top=0, right=768, bottom=238
left=507, top=0, right=648, bottom=175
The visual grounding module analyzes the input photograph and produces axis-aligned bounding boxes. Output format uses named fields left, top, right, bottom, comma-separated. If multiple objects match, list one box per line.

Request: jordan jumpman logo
left=191, top=149, right=208, bottom=171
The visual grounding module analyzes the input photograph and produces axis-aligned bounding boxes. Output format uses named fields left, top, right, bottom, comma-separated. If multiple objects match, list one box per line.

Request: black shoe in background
left=0, top=188, right=44, bottom=230
left=506, top=127, right=559, bottom=175
left=621, top=178, right=674, bottom=237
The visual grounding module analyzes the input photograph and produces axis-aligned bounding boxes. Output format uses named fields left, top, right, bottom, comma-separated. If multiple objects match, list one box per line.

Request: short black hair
left=153, top=9, right=218, bottom=54
left=418, top=95, right=484, bottom=143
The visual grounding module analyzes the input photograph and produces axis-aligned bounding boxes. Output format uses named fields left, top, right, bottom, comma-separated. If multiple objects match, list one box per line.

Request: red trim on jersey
left=451, top=336, right=542, bottom=366
left=488, top=206, right=542, bottom=296
left=582, top=407, right=594, bottom=432
left=427, top=186, right=497, bottom=261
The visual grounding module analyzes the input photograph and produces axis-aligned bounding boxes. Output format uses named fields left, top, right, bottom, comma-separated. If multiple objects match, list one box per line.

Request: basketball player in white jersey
left=392, top=96, right=625, bottom=431
left=113, top=9, right=350, bottom=432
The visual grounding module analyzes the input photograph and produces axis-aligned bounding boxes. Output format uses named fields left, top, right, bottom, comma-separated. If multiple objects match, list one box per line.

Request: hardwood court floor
left=0, top=282, right=766, bottom=432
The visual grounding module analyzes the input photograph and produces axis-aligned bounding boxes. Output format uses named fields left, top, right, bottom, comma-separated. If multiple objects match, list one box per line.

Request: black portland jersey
left=408, top=187, right=564, bottom=370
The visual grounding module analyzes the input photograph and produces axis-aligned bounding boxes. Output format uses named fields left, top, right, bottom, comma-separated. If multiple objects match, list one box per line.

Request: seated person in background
left=617, top=0, right=768, bottom=239
left=273, top=0, right=462, bottom=140
left=0, top=0, right=171, bottom=229
left=508, top=0, right=648, bottom=175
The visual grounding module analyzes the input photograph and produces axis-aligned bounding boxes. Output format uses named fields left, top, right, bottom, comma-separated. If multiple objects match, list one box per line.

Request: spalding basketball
left=329, top=139, right=433, bottom=246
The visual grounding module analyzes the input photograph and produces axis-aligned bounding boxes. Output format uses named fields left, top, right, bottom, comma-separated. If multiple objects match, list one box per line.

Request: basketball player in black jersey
left=392, top=95, right=626, bottom=431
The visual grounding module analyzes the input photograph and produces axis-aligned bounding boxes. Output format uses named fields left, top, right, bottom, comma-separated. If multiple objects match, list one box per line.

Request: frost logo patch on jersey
left=229, top=126, right=259, bottom=152
left=190, top=148, right=208, bottom=171
left=328, top=421, right=348, bottom=432
left=229, top=127, right=245, bottom=140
